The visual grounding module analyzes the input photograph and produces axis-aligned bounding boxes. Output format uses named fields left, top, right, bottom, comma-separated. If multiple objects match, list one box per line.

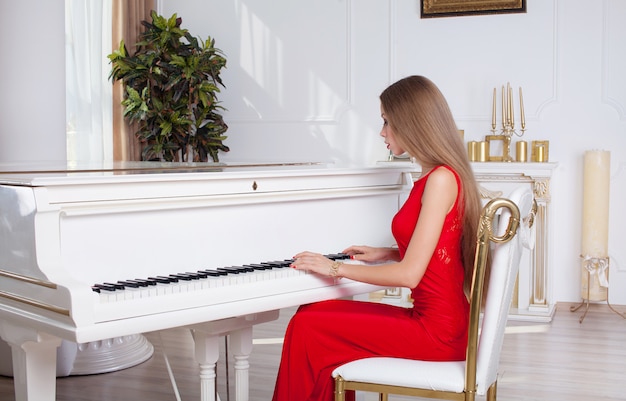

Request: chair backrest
left=465, top=186, right=535, bottom=395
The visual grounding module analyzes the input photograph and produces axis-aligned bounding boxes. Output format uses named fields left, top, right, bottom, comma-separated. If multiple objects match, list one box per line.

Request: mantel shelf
left=378, top=160, right=558, bottom=176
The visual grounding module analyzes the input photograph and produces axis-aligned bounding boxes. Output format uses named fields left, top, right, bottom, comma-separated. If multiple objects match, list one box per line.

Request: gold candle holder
left=467, top=141, right=478, bottom=161
left=516, top=141, right=528, bottom=162
left=478, top=141, right=489, bottom=162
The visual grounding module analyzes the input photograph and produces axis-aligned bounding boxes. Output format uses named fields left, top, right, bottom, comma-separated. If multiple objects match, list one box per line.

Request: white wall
left=160, top=0, right=626, bottom=305
left=0, top=0, right=66, bottom=162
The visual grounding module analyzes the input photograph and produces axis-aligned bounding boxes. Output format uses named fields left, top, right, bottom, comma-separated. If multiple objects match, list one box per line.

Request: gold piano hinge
left=0, top=269, right=57, bottom=289
left=0, top=290, right=70, bottom=316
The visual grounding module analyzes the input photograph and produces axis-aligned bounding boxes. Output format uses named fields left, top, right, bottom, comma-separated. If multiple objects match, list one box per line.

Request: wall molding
left=535, top=0, right=560, bottom=120
left=227, top=0, right=354, bottom=125
left=601, top=0, right=626, bottom=121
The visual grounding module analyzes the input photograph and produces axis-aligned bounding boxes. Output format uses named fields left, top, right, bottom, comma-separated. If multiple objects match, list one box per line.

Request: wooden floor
left=1, top=302, right=625, bottom=400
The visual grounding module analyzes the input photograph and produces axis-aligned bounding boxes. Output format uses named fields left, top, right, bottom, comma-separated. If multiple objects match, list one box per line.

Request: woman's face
left=380, top=106, right=406, bottom=156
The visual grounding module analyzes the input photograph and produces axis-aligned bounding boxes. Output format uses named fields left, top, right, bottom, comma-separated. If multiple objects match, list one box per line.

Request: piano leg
left=229, top=327, right=253, bottom=401
left=192, top=331, right=221, bottom=401
left=0, top=322, right=61, bottom=401
left=190, top=310, right=280, bottom=401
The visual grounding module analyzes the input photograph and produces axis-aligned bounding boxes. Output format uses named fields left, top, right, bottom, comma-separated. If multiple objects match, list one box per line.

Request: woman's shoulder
left=415, top=165, right=460, bottom=193
left=426, top=165, right=458, bottom=184
left=424, top=166, right=457, bottom=190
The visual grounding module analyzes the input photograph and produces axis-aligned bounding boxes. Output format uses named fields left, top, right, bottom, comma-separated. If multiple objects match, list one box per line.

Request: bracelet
left=329, top=261, right=343, bottom=279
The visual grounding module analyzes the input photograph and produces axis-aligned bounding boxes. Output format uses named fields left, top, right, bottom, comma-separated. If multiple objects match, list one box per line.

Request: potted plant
left=108, top=11, right=229, bottom=162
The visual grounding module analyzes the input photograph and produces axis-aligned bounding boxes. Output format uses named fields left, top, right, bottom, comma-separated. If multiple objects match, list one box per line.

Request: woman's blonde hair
left=380, top=75, right=482, bottom=298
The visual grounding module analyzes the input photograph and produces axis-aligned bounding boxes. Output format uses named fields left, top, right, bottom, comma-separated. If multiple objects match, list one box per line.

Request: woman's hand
left=342, top=245, right=399, bottom=263
left=291, top=251, right=337, bottom=277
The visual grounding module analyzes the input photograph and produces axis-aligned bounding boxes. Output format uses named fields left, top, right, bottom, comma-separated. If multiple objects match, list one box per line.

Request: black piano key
left=217, top=267, right=245, bottom=275
left=244, top=263, right=271, bottom=271
left=258, top=262, right=280, bottom=268
left=124, top=280, right=149, bottom=287
left=148, top=276, right=178, bottom=284
left=131, top=279, right=157, bottom=286
left=117, top=280, right=140, bottom=288
left=198, top=269, right=227, bottom=277
left=187, top=271, right=209, bottom=279
left=258, top=262, right=277, bottom=268
left=94, top=283, right=118, bottom=292
left=169, top=273, right=196, bottom=281
left=91, top=286, right=101, bottom=293
left=326, top=253, right=350, bottom=260
left=264, top=260, right=292, bottom=268
left=103, top=282, right=125, bottom=290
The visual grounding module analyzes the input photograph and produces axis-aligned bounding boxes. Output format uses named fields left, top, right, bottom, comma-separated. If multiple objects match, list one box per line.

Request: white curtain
left=65, top=0, right=113, bottom=163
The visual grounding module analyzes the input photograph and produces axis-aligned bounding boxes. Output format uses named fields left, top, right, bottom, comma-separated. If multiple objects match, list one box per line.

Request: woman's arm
left=292, top=167, right=459, bottom=289
left=341, top=245, right=401, bottom=263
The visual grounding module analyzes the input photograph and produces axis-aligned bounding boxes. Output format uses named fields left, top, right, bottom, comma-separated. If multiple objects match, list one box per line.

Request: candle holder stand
left=569, top=256, right=626, bottom=323
left=488, top=83, right=526, bottom=162
left=489, top=124, right=526, bottom=162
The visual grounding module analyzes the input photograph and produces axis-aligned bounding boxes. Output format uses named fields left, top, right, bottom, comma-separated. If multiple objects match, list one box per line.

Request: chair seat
left=332, top=357, right=466, bottom=393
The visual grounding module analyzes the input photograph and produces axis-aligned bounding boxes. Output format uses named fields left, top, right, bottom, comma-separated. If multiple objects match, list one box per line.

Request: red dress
left=272, top=165, right=469, bottom=401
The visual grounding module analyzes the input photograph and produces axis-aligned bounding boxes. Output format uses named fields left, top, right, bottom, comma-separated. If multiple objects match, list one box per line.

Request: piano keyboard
left=91, top=253, right=352, bottom=303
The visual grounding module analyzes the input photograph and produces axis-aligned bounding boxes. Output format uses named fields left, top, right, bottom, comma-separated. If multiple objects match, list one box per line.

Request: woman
left=271, top=75, right=482, bottom=401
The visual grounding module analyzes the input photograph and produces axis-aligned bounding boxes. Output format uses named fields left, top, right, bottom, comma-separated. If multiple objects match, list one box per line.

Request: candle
left=478, top=141, right=489, bottom=162
left=516, top=141, right=527, bottom=162
left=582, top=150, right=610, bottom=257
left=581, top=150, right=610, bottom=301
left=501, top=85, right=506, bottom=128
left=491, top=88, right=496, bottom=130
left=531, top=140, right=549, bottom=162
left=467, top=141, right=478, bottom=161
left=519, top=86, right=526, bottom=131
left=536, top=145, right=544, bottom=162
left=508, top=83, right=514, bottom=128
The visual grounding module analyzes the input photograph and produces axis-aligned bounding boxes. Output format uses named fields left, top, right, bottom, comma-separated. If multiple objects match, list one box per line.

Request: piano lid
left=0, top=160, right=411, bottom=206
left=0, top=161, right=336, bottom=186
left=0, top=161, right=324, bottom=181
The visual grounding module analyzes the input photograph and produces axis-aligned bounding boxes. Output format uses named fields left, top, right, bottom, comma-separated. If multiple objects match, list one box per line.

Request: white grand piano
left=0, top=161, right=413, bottom=401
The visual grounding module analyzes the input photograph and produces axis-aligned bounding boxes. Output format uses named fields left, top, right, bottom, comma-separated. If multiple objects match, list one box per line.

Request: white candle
left=582, top=150, right=610, bottom=257
left=581, top=150, right=610, bottom=301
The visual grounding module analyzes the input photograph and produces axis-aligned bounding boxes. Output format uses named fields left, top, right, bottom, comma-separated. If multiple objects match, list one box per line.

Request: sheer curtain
left=65, top=0, right=154, bottom=163
left=65, top=0, right=113, bottom=163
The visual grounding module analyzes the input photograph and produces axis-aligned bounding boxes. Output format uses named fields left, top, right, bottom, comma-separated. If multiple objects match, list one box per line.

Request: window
left=65, top=0, right=113, bottom=162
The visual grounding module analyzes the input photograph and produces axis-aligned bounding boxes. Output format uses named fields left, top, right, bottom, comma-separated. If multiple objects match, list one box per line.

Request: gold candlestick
left=519, top=86, right=526, bottom=131
left=489, top=83, right=527, bottom=162
left=508, top=82, right=514, bottom=129
left=501, top=85, right=506, bottom=129
left=491, top=88, right=496, bottom=132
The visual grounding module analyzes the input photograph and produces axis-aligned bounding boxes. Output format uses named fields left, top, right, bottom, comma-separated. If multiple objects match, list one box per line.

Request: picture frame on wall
left=421, top=0, right=527, bottom=18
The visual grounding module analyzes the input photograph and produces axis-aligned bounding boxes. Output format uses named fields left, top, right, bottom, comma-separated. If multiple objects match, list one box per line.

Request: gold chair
left=333, top=186, right=535, bottom=401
